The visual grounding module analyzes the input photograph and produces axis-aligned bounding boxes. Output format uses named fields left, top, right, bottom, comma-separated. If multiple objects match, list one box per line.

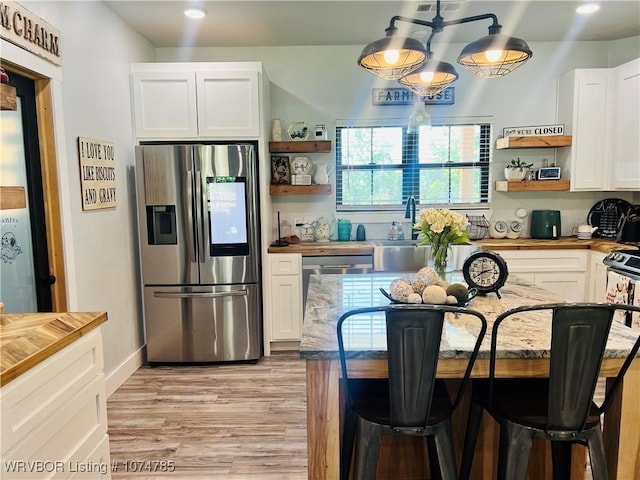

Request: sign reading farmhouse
left=0, top=1, right=62, bottom=66
left=503, top=124, right=564, bottom=137
left=78, top=137, right=116, bottom=211
left=372, top=87, right=455, bottom=106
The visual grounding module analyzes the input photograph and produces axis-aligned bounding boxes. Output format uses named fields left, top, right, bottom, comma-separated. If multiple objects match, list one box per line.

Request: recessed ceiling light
left=576, top=3, right=600, bottom=14
left=184, top=8, right=206, bottom=19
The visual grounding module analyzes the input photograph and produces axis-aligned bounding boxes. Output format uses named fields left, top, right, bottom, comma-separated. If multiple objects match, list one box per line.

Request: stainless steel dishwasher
left=302, top=255, right=374, bottom=308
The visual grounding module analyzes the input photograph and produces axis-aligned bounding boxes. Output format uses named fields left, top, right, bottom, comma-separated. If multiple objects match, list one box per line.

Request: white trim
left=336, top=115, right=494, bottom=127
left=105, top=346, right=144, bottom=397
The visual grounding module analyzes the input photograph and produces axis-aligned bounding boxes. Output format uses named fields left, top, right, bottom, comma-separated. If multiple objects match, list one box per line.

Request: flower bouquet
left=414, top=208, right=469, bottom=275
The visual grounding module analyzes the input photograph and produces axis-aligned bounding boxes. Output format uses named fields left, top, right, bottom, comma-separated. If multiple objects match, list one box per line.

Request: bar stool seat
left=459, top=302, right=640, bottom=480
left=337, top=304, right=487, bottom=480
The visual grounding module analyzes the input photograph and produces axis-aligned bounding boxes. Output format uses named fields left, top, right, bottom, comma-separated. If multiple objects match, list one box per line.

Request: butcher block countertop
left=0, top=311, right=107, bottom=386
left=268, top=238, right=633, bottom=255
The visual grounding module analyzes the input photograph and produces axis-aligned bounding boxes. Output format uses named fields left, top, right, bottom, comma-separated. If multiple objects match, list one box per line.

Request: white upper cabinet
left=132, top=71, right=199, bottom=139
left=557, top=59, right=640, bottom=192
left=196, top=71, right=260, bottom=138
left=131, top=63, right=262, bottom=140
left=557, top=68, right=610, bottom=191
left=610, top=58, right=640, bottom=190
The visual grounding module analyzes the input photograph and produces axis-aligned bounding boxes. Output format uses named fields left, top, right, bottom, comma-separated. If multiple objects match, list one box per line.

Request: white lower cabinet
left=497, top=249, right=587, bottom=302
left=269, top=253, right=303, bottom=342
left=1, top=329, right=110, bottom=479
left=587, top=251, right=608, bottom=303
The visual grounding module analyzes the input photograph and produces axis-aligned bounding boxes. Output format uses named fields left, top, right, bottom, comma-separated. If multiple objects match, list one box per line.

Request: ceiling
left=103, top=1, right=640, bottom=49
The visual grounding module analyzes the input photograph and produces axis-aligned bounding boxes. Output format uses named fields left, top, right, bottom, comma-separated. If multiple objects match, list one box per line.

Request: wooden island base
left=306, top=358, right=640, bottom=480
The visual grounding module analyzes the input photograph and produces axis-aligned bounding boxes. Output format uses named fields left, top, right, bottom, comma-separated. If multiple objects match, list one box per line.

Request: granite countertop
left=268, top=238, right=633, bottom=255
left=0, top=312, right=107, bottom=386
left=300, top=273, right=639, bottom=360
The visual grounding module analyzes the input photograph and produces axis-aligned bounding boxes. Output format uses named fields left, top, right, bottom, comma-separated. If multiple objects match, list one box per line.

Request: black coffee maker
left=617, top=205, right=640, bottom=245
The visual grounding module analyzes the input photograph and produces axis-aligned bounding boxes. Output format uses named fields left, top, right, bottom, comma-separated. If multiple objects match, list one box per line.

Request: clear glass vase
left=428, top=242, right=453, bottom=277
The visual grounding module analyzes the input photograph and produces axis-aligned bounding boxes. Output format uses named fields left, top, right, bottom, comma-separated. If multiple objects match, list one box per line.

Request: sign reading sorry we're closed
left=77, top=137, right=116, bottom=211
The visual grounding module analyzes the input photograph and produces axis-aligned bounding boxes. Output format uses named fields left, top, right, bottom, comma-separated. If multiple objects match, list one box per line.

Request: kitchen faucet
left=404, top=195, right=418, bottom=240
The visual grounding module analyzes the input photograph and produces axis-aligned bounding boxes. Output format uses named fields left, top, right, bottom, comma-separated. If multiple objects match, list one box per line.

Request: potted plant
left=504, top=157, right=534, bottom=181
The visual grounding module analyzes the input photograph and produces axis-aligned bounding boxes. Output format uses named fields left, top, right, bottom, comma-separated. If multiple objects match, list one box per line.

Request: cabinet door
left=196, top=70, right=260, bottom=138
left=587, top=251, right=608, bottom=303
left=131, top=72, right=198, bottom=139
left=270, top=275, right=302, bottom=341
left=534, top=272, right=586, bottom=302
left=611, top=58, right=640, bottom=190
left=558, top=69, right=609, bottom=191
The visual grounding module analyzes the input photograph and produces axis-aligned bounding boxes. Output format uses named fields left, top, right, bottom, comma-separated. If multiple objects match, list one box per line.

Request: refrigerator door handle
left=185, top=167, right=197, bottom=265
left=193, top=152, right=206, bottom=264
left=153, top=290, right=248, bottom=299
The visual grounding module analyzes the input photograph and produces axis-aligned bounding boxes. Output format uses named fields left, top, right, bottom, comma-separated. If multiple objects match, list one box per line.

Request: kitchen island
left=1, top=312, right=111, bottom=479
left=301, top=273, right=640, bottom=479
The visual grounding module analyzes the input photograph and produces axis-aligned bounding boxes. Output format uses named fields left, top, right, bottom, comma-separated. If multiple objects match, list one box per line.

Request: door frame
left=2, top=60, right=67, bottom=311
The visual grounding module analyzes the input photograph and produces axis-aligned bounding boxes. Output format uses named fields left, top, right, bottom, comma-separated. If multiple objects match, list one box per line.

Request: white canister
left=272, top=118, right=283, bottom=141
left=314, top=124, right=327, bottom=140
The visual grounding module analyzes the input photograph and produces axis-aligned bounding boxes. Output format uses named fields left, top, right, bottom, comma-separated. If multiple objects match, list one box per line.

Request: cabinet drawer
left=1, top=329, right=104, bottom=455
left=270, top=253, right=302, bottom=276
left=498, top=250, right=587, bottom=272
left=2, top=375, right=108, bottom=479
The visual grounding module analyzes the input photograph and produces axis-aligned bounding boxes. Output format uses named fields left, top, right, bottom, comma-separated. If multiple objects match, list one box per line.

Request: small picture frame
left=537, top=166, right=561, bottom=180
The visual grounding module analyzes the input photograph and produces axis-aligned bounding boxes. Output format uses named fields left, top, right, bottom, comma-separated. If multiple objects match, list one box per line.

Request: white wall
left=157, top=39, right=638, bottom=240
left=2, top=1, right=156, bottom=392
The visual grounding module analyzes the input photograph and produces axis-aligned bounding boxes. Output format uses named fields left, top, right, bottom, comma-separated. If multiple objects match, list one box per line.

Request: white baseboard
left=105, top=346, right=144, bottom=398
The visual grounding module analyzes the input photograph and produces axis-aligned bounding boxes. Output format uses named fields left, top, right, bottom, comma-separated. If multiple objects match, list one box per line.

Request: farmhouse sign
left=0, top=1, right=61, bottom=66
left=78, top=137, right=116, bottom=211
left=372, top=87, right=455, bottom=106
left=503, top=124, right=564, bottom=137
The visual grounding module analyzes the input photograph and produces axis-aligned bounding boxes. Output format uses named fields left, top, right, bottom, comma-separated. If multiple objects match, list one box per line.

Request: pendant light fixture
left=357, top=0, right=532, bottom=92
left=357, top=27, right=427, bottom=80
left=457, top=26, right=532, bottom=78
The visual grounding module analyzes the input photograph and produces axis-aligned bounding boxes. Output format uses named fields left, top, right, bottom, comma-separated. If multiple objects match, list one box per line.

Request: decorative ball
left=407, top=293, right=423, bottom=304
left=422, top=285, right=448, bottom=305
left=446, top=283, right=469, bottom=304
left=411, top=278, right=428, bottom=295
left=416, top=266, right=440, bottom=286
left=390, top=278, right=414, bottom=302
left=437, top=280, right=451, bottom=290
left=446, top=295, right=459, bottom=305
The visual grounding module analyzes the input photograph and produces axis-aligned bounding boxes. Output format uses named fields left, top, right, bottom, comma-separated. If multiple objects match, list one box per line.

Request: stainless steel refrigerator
left=135, top=143, right=262, bottom=363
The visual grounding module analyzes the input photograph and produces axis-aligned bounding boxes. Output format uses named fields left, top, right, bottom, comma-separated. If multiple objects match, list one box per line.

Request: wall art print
left=271, top=155, right=291, bottom=185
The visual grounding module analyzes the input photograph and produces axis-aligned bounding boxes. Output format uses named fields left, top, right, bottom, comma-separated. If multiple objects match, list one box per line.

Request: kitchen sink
left=368, top=239, right=421, bottom=247
left=372, top=241, right=481, bottom=272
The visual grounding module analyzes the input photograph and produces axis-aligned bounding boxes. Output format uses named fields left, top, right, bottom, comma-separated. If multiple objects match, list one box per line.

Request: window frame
left=335, top=118, right=492, bottom=213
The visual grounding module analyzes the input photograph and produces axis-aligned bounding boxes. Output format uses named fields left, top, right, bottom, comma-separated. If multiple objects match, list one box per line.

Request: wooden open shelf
left=0, top=83, right=17, bottom=111
left=269, top=140, right=331, bottom=153
left=270, top=184, right=331, bottom=195
left=496, top=136, right=572, bottom=149
left=495, top=180, right=570, bottom=192
left=0, top=186, right=26, bottom=209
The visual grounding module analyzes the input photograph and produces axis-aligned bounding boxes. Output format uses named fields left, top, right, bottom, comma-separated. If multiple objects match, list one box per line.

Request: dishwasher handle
left=154, top=290, right=247, bottom=299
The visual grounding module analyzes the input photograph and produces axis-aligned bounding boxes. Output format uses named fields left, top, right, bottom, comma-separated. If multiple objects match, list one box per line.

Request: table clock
left=462, top=250, right=509, bottom=299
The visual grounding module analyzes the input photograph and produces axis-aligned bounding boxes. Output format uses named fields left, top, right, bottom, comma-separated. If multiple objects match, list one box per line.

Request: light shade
left=399, top=60, right=458, bottom=97
left=358, top=35, right=427, bottom=80
left=457, top=34, right=532, bottom=78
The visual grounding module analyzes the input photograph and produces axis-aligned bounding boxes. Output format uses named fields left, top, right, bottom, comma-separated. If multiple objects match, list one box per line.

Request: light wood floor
left=106, top=351, right=307, bottom=479
left=107, top=352, right=604, bottom=480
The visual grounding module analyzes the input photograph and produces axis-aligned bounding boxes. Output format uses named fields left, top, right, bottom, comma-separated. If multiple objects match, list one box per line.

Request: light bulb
left=485, top=49, right=503, bottom=62
left=384, top=49, right=400, bottom=65
left=184, top=8, right=206, bottom=19
left=419, top=71, right=435, bottom=83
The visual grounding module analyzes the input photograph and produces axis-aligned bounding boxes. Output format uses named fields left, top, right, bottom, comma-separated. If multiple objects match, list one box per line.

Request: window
left=335, top=121, right=491, bottom=211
